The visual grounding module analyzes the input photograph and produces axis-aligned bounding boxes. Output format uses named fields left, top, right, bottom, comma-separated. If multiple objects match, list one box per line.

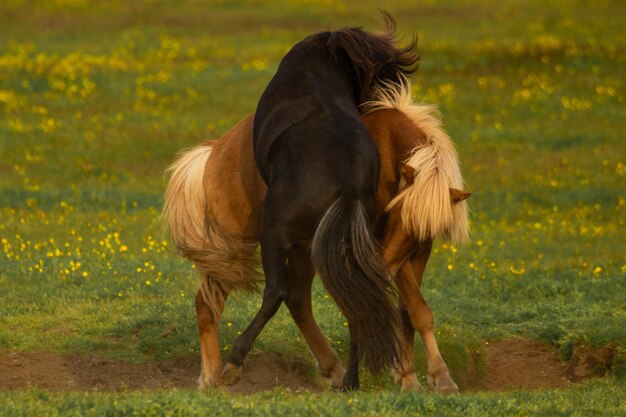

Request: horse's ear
left=450, top=188, right=471, bottom=203
left=400, top=163, right=415, bottom=185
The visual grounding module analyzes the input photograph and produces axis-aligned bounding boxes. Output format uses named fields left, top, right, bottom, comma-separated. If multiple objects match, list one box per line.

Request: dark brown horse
left=163, top=80, right=470, bottom=393
left=240, top=14, right=418, bottom=390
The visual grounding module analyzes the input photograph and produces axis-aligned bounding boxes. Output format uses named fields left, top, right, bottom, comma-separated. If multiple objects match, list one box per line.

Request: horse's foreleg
left=380, top=215, right=423, bottom=391
left=195, top=283, right=229, bottom=389
left=221, top=232, right=289, bottom=386
left=392, top=297, right=423, bottom=392
left=390, top=263, right=424, bottom=392
left=407, top=245, right=459, bottom=394
left=285, top=244, right=346, bottom=388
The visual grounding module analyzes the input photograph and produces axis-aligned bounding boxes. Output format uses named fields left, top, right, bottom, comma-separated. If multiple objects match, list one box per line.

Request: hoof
left=197, top=376, right=210, bottom=390
left=391, top=367, right=403, bottom=385
left=198, top=379, right=230, bottom=393
left=337, top=383, right=359, bottom=392
left=392, top=367, right=424, bottom=392
left=400, top=375, right=425, bottom=393
left=429, top=374, right=459, bottom=395
left=436, top=380, right=459, bottom=395
left=328, top=366, right=347, bottom=390
left=197, top=372, right=221, bottom=390
left=317, top=358, right=346, bottom=390
left=221, top=362, right=243, bottom=386
left=330, top=374, right=346, bottom=389
left=337, top=375, right=359, bottom=392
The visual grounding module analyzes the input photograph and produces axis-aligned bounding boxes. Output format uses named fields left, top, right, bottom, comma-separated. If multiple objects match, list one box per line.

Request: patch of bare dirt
left=0, top=340, right=614, bottom=393
left=0, top=351, right=318, bottom=393
left=468, top=339, right=570, bottom=391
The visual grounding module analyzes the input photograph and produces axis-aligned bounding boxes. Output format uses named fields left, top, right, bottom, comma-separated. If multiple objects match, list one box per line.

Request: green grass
left=1, top=0, right=625, bottom=414
left=1, top=379, right=625, bottom=417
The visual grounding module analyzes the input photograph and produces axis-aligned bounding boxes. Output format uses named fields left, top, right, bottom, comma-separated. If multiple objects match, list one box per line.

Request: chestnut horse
left=163, top=80, right=470, bottom=393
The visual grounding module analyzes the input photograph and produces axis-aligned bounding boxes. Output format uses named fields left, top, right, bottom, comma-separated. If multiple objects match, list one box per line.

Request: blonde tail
left=162, top=144, right=261, bottom=318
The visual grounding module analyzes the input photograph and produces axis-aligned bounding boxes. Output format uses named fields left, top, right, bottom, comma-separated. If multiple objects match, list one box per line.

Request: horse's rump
left=162, top=120, right=264, bottom=319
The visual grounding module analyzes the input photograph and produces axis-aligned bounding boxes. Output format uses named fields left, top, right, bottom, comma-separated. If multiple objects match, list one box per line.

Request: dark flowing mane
left=304, top=11, right=419, bottom=102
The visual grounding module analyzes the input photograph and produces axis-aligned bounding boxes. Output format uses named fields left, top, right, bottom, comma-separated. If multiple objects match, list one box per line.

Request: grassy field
left=1, top=0, right=625, bottom=415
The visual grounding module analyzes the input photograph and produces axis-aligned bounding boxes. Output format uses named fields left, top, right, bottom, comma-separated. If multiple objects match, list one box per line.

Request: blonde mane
left=361, top=79, right=470, bottom=244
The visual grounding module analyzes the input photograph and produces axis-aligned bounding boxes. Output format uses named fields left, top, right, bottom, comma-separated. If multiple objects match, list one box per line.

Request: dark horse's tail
left=309, top=10, right=419, bottom=103
left=311, top=197, right=399, bottom=374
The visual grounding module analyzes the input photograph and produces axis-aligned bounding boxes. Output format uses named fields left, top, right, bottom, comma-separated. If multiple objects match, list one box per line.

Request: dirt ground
left=0, top=339, right=615, bottom=393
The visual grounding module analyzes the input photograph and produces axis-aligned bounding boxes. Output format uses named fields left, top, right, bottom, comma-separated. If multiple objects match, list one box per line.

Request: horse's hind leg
left=222, top=230, right=290, bottom=386
left=341, top=329, right=361, bottom=390
left=406, top=244, right=459, bottom=394
left=195, top=280, right=229, bottom=389
left=285, top=243, right=346, bottom=388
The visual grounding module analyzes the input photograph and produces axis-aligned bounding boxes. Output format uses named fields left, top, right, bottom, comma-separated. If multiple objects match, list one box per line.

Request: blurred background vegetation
left=0, top=0, right=624, bottom=415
